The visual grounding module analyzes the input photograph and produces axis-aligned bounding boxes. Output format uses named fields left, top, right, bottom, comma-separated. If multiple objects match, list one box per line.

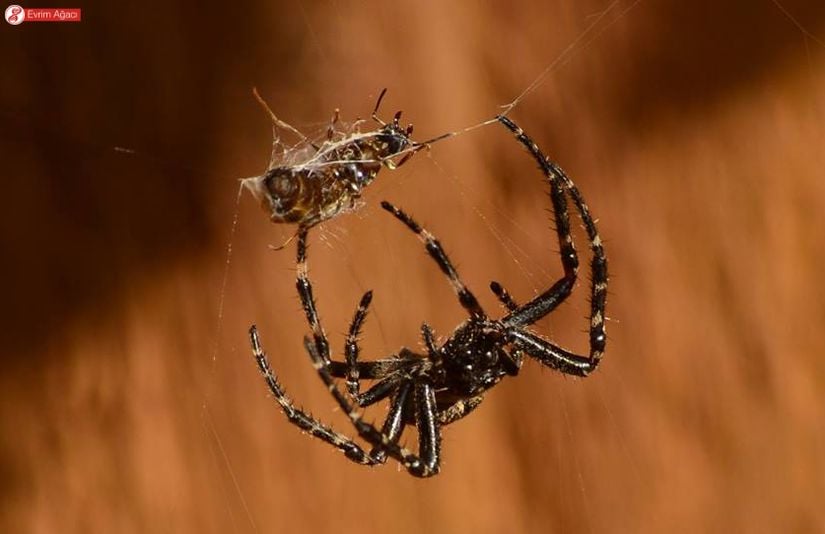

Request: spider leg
left=351, top=371, right=407, bottom=407
left=380, top=201, right=486, bottom=320
left=559, top=170, right=608, bottom=365
left=368, top=381, right=413, bottom=464
left=295, top=231, right=407, bottom=384
left=508, top=328, right=595, bottom=377
left=248, top=326, right=378, bottom=465
left=344, top=290, right=372, bottom=399
left=497, top=116, right=608, bottom=368
left=340, top=291, right=420, bottom=407
left=344, top=318, right=422, bottom=463
left=294, top=230, right=330, bottom=364
left=413, top=381, right=441, bottom=474
left=496, top=117, right=578, bottom=328
left=365, top=325, right=441, bottom=464
left=326, top=358, right=414, bottom=380
left=304, top=337, right=441, bottom=477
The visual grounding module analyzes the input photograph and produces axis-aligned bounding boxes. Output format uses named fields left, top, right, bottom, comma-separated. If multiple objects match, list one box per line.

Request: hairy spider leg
left=496, top=116, right=579, bottom=326
left=496, top=115, right=608, bottom=373
left=342, top=295, right=446, bottom=465
left=343, top=290, right=371, bottom=399
left=248, top=326, right=378, bottom=465
left=379, top=201, right=487, bottom=320
left=340, top=295, right=480, bottom=463
left=297, top=241, right=411, bottom=405
left=292, top=230, right=444, bottom=475
left=295, top=230, right=329, bottom=364
left=295, top=231, right=411, bottom=399
left=304, top=338, right=442, bottom=478
left=365, top=381, right=413, bottom=465
left=250, top=287, right=421, bottom=468
left=289, top=230, right=441, bottom=471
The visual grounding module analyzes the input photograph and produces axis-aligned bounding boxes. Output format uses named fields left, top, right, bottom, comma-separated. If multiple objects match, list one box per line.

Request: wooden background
left=2, top=1, right=824, bottom=532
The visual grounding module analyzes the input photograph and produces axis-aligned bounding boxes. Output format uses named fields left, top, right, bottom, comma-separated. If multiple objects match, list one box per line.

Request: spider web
left=202, top=1, right=643, bottom=528
left=5, top=1, right=825, bottom=532
left=203, top=0, right=825, bottom=531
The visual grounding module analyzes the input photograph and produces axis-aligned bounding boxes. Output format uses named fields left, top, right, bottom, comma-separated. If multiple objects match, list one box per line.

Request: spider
left=242, top=89, right=450, bottom=248
left=249, top=115, right=608, bottom=477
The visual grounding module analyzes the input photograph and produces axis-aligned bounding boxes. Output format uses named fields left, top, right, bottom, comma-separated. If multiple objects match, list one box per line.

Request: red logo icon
left=5, top=4, right=24, bottom=24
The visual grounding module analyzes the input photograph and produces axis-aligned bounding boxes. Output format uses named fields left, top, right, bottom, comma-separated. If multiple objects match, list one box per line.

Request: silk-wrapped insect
left=243, top=89, right=448, bottom=248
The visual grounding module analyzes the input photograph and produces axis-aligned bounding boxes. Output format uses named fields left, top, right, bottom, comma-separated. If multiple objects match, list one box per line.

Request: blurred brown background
left=2, top=1, right=825, bottom=532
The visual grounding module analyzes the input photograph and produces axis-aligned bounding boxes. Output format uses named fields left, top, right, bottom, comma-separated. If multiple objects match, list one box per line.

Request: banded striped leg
left=294, top=232, right=427, bottom=468
left=497, top=115, right=608, bottom=372
left=254, top=234, right=412, bottom=466
left=340, top=291, right=412, bottom=406
left=380, top=201, right=486, bottom=320
left=343, top=293, right=415, bottom=464
left=304, top=338, right=442, bottom=478
left=294, top=230, right=330, bottom=363
left=380, top=202, right=531, bottom=379
left=249, top=326, right=377, bottom=465
left=548, top=159, right=608, bottom=365
left=343, top=290, right=372, bottom=400
left=295, top=232, right=413, bottom=391
left=496, top=116, right=579, bottom=328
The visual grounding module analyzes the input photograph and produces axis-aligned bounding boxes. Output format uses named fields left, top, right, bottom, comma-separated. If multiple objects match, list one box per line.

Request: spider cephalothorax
left=250, top=115, right=608, bottom=477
